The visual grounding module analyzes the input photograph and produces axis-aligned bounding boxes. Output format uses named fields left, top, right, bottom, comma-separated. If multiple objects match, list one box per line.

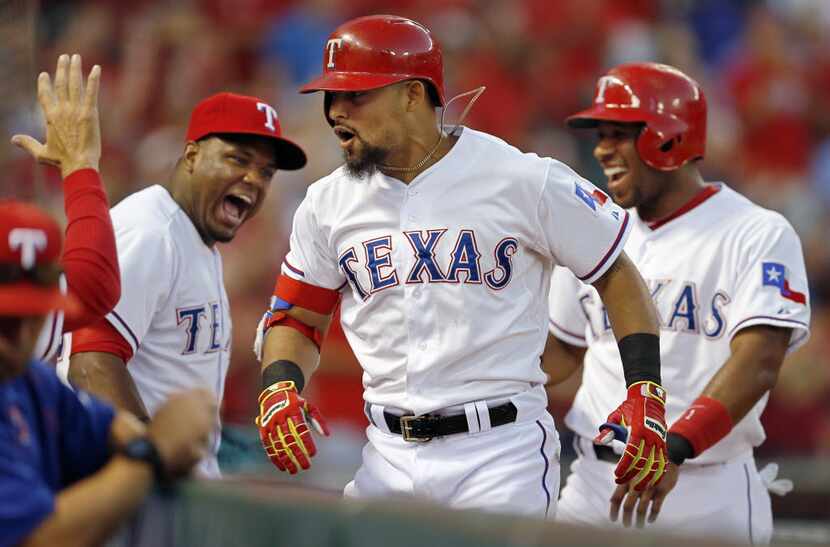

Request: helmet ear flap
left=636, top=124, right=683, bottom=171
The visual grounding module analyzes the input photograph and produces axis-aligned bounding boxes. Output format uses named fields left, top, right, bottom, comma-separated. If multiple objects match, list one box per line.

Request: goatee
left=344, top=142, right=389, bottom=179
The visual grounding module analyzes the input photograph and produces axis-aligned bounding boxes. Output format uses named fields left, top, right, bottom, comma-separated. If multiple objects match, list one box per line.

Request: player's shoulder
left=305, top=165, right=352, bottom=195
left=463, top=127, right=548, bottom=164
left=462, top=127, right=555, bottom=184
left=111, top=185, right=178, bottom=234
left=716, top=185, right=796, bottom=236
left=110, top=185, right=180, bottom=255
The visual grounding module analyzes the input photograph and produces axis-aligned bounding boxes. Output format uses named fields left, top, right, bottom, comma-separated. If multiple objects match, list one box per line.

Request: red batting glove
left=595, top=381, right=668, bottom=491
left=255, top=381, right=330, bottom=474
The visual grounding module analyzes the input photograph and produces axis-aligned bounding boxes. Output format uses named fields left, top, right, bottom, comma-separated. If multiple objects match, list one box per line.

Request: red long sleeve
left=61, top=168, right=121, bottom=331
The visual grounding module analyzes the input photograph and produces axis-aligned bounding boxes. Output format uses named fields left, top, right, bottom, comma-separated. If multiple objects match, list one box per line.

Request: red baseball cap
left=0, top=201, right=81, bottom=317
left=186, top=92, right=307, bottom=170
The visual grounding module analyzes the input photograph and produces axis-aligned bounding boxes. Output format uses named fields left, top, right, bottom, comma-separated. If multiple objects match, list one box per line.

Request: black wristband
left=667, top=432, right=694, bottom=465
left=262, top=359, right=306, bottom=393
left=618, top=333, right=661, bottom=386
left=121, top=437, right=168, bottom=484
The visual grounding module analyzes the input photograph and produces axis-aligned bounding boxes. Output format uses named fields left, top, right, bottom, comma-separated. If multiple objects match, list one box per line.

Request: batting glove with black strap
left=596, top=380, right=668, bottom=491
left=256, top=381, right=329, bottom=474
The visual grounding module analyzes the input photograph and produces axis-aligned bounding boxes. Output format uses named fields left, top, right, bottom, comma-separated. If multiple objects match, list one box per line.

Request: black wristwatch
left=121, top=437, right=167, bottom=483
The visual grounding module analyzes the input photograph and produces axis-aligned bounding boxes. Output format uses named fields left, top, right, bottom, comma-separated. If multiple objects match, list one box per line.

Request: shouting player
left=254, top=15, right=669, bottom=518
left=65, top=92, right=307, bottom=477
left=545, top=63, right=810, bottom=543
left=11, top=53, right=120, bottom=360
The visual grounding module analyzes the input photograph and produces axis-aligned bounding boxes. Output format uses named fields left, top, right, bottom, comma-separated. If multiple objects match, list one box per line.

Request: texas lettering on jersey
left=175, top=301, right=227, bottom=355
left=335, top=228, right=519, bottom=299
left=579, top=278, right=737, bottom=340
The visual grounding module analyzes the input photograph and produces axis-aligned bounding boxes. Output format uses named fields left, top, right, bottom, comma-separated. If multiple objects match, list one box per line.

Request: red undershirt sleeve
left=70, top=317, right=134, bottom=363
left=60, top=169, right=121, bottom=332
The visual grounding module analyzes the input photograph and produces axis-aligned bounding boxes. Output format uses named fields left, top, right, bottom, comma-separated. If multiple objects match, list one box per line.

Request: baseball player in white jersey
left=10, top=54, right=121, bottom=363
left=62, top=92, right=307, bottom=477
left=545, top=63, right=811, bottom=543
left=253, top=15, right=672, bottom=518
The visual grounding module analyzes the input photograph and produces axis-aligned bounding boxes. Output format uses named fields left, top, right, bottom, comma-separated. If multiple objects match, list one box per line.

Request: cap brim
left=0, top=284, right=83, bottom=317
left=270, top=137, right=307, bottom=171
left=207, top=132, right=307, bottom=171
left=299, top=72, right=409, bottom=95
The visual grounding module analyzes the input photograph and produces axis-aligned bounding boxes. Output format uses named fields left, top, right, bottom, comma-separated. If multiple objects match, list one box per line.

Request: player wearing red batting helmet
left=545, top=62, right=809, bottom=541
left=254, top=15, right=673, bottom=518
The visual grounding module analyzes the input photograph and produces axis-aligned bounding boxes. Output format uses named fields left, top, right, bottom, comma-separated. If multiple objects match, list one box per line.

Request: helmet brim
left=299, top=71, right=415, bottom=95
left=566, top=106, right=687, bottom=138
left=566, top=106, right=652, bottom=129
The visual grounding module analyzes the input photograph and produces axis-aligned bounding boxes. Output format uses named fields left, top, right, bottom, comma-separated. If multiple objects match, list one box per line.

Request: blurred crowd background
left=1, top=0, right=829, bottom=479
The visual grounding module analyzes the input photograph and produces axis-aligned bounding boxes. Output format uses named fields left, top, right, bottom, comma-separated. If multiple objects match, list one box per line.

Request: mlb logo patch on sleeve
left=762, top=262, right=806, bottom=304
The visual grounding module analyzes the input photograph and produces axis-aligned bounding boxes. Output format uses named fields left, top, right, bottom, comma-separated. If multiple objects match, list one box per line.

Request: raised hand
left=11, top=53, right=101, bottom=178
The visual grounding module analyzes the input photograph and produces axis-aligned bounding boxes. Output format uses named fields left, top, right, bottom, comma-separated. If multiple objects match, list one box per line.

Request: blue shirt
left=0, top=361, right=114, bottom=547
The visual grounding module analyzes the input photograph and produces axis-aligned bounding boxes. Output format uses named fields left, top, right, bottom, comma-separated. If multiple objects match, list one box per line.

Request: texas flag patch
left=574, top=182, right=610, bottom=212
left=762, top=262, right=806, bottom=304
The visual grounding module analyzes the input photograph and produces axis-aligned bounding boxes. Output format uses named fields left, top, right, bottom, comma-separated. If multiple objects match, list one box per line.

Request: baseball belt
left=574, top=435, right=620, bottom=463
left=381, top=402, right=518, bottom=442
left=593, top=443, right=619, bottom=463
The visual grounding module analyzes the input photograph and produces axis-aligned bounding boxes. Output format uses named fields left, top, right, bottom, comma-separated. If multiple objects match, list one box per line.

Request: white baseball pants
left=557, top=435, right=773, bottom=544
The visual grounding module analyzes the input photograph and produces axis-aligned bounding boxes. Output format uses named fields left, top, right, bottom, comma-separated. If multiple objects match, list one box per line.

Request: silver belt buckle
left=400, top=415, right=431, bottom=442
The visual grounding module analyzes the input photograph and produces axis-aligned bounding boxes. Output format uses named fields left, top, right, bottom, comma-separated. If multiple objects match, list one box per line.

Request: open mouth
left=218, top=193, right=254, bottom=227
left=333, top=125, right=356, bottom=148
left=603, top=166, right=628, bottom=186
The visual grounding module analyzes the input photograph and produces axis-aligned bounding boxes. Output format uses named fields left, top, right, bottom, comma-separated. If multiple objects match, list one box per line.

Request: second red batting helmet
left=300, top=14, right=445, bottom=106
left=566, top=62, right=706, bottom=171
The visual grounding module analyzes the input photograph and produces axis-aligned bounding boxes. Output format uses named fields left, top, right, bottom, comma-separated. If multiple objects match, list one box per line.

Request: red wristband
left=669, top=396, right=733, bottom=458
left=265, top=312, right=322, bottom=349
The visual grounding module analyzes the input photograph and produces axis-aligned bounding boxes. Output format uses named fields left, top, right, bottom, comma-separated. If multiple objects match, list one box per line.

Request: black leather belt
left=593, top=443, right=620, bottom=463
left=381, top=402, right=518, bottom=442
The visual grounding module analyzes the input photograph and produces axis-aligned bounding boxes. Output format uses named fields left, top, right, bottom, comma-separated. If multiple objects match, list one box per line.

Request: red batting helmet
left=300, top=14, right=445, bottom=106
left=566, top=63, right=706, bottom=171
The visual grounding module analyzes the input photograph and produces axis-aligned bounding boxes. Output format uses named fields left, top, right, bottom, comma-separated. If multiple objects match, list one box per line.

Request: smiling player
left=545, top=63, right=810, bottom=543
left=63, top=92, right=306, bottom=477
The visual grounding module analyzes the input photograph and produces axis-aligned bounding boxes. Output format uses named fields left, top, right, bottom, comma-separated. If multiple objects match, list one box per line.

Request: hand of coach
left=11, top=53, right=101, bottom=177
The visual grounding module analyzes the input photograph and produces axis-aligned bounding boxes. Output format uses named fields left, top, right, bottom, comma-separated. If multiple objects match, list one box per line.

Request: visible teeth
left=604, top=166, right=627, bottom=178
left=229, top=194, right=253, bottom=206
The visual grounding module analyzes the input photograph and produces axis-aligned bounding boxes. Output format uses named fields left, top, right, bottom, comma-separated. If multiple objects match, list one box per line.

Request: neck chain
left=379, top=132, right=444, bottom=173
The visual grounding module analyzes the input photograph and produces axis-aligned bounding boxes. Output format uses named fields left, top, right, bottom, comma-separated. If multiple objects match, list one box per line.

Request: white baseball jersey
left=33, top=275, right=66, bottom=362
left=67, top=185, right=232, bottom=477
left=549, top=184, right=811, bottom=465
left=283, top=127, right=630, bottom=416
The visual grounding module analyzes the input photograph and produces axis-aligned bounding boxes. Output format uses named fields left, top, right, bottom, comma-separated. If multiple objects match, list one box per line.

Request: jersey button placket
left=400, top=188, right=421, bottom=405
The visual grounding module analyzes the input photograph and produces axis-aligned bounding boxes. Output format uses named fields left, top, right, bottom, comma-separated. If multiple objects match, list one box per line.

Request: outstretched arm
left=591, top=252, right=668, bottom=492
left=11, top=53, right=120, bottom=330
